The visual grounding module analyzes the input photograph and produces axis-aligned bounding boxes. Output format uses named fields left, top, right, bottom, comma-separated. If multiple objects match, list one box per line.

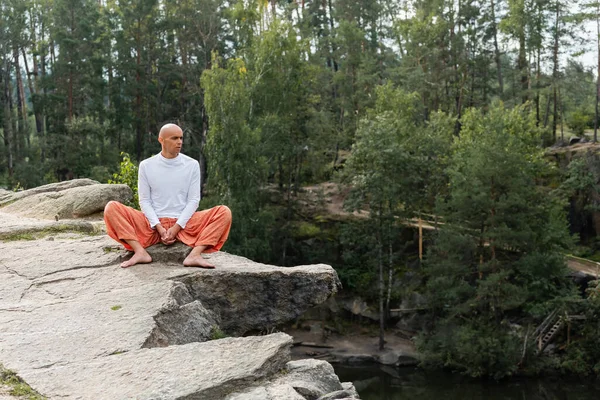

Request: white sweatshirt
left=138, top=152, right=201, bottom=229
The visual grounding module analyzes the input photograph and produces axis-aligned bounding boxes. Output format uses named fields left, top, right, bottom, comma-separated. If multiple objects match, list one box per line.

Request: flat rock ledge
left=0, top=211, right=353, bottom=399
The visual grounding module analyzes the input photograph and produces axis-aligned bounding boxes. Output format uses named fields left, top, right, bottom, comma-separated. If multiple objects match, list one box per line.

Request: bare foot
left=183, top=254, right=215, bottom=269
left=120, top=250, right=152, bottom=268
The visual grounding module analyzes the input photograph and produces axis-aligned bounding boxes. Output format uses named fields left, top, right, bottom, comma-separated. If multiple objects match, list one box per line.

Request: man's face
left=159, top=128, right=183, bottom=159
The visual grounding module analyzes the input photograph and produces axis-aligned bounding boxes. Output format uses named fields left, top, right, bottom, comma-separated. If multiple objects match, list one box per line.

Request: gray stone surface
left=225, top=384, right=307, bottom=400
left=176, top=254, right=341, bottom=337
left=0, top=210, right=97, bottom=240
left=0, top=213, right=344, bottom=399
left=339, top=297, right=378, bottom=322
left=272, top=359, right=344, bottom=399
left=2, top=183, right=131, bottom=219
left=23, top=334, right=292, bottom=400
left=225, top=359, right=354, bottom=400
left=0, top=179, right=99, bottom=206
left=317, top=383, right=360, bottom=400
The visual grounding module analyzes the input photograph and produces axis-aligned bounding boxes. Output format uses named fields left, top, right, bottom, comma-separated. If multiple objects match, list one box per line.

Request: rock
left=272, top=359, right=344, bottom=399
left=397, top=354, right=419, bottom=366
left=0, top=179, right=98, bottom=206
left=0, top=219, right=344, bottom=398
left=174, top=252, right=342, bottom=336
left=395, top=313, right=428, bottom=334
left=346, top=354, right=377, bottom=364
left=395, top=292, right=428, bottom=333
left=2, top=183, right=132, bottom=219
left=317, top=381, right=360, bottom=400
left=226, top=359, right=354, bottom=400
left=225, top=385, right=307, bottom=400
left=569, top=270, right=597, bottom=295
left=21, top=334, right=293, bottom=400
left=339, top=297, right=378, bottom=321
left=376, top=350, right=419, bottom=366
left=0, top=211, right=97, bottom=240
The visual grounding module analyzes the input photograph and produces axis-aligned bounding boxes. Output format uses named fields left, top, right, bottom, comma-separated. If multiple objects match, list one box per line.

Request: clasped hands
left=156, top=223, right=181, bottom=245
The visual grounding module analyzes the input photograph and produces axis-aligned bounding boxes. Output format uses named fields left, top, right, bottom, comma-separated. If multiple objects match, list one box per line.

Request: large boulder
left=0, top=178, right=98, bottom=206
left=22, top=334, right=294, bottom=400
left=0, top=213, right=347, bottom=399
left=2, top=183, right=132, bottom=219
left=225, top=359, right=360, bottom=400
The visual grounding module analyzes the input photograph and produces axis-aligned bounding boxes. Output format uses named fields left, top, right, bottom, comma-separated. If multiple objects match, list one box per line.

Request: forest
left=3, top=0, right=600, bottom=379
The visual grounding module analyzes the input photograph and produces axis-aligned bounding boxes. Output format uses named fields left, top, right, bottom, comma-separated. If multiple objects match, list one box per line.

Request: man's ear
left=158, top=136, right=163, bottom=145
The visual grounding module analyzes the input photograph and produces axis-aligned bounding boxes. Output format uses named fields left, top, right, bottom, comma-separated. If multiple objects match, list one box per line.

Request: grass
left=103, top=246, right=121, bottom=254
left=0, top=224, right=97, bottom=242
left=0, top=233, right=36, bottom=241
left=210, top=326, right=227, bottom=340
left=0, top=364, right=46, bottom=399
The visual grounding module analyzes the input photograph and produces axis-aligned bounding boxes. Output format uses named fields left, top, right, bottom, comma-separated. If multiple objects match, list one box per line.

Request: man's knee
left=104, top=201, right=122, bottom=216
left=219, top=205, right=232, bottom=221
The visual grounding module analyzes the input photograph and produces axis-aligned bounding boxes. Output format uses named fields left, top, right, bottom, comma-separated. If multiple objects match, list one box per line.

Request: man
left=104, top=123, right=231, bottom=269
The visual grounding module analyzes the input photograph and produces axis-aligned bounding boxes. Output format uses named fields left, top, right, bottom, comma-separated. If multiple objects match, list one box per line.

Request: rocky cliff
left=0, top=180, right=357, bottom=400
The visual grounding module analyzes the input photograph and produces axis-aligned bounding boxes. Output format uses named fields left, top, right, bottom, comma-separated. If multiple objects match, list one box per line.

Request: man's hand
left=156, top=224, right=176, bottom=245
left=165, top=224, right=182, bottom=243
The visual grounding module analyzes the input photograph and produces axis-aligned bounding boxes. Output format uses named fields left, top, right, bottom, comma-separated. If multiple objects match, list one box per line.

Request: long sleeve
left=176, top=161, right=201, bottom=229
left=138, top=161, right=160, bottom=228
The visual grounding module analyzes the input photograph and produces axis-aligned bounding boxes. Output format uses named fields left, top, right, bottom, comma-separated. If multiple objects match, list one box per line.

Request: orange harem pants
left=103, top=201, right=232, bottom=252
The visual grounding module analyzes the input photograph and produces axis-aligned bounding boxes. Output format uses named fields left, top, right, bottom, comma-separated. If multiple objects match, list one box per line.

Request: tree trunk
left=68, top=6, right=74, bottom=121
left=536, top=47, right=541, bottom=126
left=13, top=46, right=28, bottom=150
left=519, top=30, right=528, bottom=103
left=490, top=0, right=504, bottom=95
left=559, top=86, right=564, bottom=142
left=552, top=2, right=560, bottom=142
left=2, top=63, right=14, bottom=178
left=378, top=214, right=385, bottom=351
left=21, top=48, right=43, bottom=137
left=386, top=230, right=393, bottom=317
left=136, top=19, right=143, bottom=162
left=594, top=2, right=600, bottom=143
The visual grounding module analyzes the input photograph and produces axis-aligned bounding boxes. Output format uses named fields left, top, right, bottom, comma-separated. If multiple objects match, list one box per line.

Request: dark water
left=334, top=365, right=600, bottom=400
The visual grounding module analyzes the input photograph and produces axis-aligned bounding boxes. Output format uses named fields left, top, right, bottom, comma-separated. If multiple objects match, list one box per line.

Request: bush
left=567, top=110, right=593, bottom=136
left=108, top=153, right=139, bottom=208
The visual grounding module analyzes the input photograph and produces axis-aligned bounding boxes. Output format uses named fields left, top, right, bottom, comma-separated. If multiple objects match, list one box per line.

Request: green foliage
left=417, top=319, right=522, bottom=379
left=110, top=305, right=122, bottom=311
left=419, top=102, right=576, bottom=378
left=561, top=290, right=600, bottom=375
left=108, top=152, right=139, bottom=208
left=210, top=326, right=227, bottom=340
left=559, top=151, right=600, bottom=247
left=0, top=364, right=46, bottom=399
left=567, top=111, right=593, bottom=136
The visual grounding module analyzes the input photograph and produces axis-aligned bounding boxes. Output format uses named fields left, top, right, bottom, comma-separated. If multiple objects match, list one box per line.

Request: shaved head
left=158, top=124, right=184, bottom=159
left=159, top=123, right=182, bottom=138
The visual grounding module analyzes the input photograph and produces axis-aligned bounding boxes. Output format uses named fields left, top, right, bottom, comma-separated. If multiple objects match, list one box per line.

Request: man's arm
left=176, top=161, right=201, bottom=229
left=138, top=161, right=161, bottom=228
left=164, top=161, right=201, bottom=241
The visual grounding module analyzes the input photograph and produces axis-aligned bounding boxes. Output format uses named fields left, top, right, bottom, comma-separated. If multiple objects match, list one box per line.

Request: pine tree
left=418, top=102, right=575, bottom=378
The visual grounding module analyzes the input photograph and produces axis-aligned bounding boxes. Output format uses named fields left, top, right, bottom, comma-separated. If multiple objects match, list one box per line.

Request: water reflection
left=334, top=365, right=600, bottom=400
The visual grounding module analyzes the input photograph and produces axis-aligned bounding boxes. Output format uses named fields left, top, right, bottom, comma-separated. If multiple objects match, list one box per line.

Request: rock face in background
left=2, top=181, right=132, bottom=219
left=0, top=180, right=351, bottom=399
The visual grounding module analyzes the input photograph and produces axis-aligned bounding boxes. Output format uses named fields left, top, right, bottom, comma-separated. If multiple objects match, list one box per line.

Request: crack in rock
left=39, top=260, right=119, bottom=279
left=2, top=264, right=32, bottom=281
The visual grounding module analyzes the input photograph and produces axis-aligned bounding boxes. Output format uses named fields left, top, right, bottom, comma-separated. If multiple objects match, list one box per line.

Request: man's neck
left=160, top=151, right=179, bottom=159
